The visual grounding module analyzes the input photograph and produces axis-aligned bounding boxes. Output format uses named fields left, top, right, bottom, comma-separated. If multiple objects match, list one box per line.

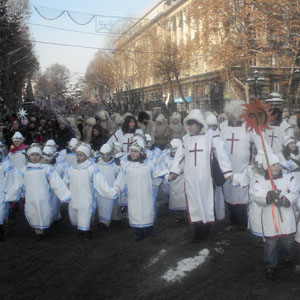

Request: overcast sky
left=29, top=0, right=156, bottom=78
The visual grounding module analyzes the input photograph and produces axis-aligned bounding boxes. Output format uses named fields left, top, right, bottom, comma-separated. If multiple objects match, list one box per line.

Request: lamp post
left=246, top=69, right=265, bottom=98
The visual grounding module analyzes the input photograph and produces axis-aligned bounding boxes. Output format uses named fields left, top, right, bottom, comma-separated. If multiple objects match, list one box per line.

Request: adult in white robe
left=107, top=116, right=140, bottom=154
left=169, top=109, right=232, bottom=241
left=264, top=107, right=294, bottom=155
left=220, top=100, right=272, bottom=230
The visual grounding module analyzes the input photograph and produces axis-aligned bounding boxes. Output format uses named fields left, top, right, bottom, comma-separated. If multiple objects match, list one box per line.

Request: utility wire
left=27, top=22, right=148, bottom=36
left=31, top=40, right=164, bottom=54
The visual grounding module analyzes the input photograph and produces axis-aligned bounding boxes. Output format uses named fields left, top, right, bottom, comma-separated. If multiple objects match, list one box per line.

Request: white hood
left=183, top=109, right=207, bottom=134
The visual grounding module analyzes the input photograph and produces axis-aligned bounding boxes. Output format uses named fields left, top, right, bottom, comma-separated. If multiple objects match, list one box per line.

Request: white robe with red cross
left=170, top=131, right=232, bottom=224
left=219, top=122, right=253, bottom=205
left=107, top=129, right=136, bottom=154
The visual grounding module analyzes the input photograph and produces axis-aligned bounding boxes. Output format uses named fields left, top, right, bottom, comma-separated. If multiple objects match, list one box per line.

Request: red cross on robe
left=189, top=142, right=203, bottom=166
left=226, top=133, right=240, bottom=155
left=268, top=131, right=277, bottom=148
left=123, top=138, right=131, bottom=152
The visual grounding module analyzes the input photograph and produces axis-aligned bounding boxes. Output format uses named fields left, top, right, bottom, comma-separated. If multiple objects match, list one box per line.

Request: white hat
left=170, top=138, right=182, bottom=150
left=45, top=139, right=58, bottom=149
left=100, top=144, right=113, bottom=157
left=12, top=131, right=24, bottom=142
left=262, top=154, right=280, bottom=170
left=68, top=138, right=79, bottom=150
left=130, top=139, right=145, bottom=152
left=206, top=114, right=218, bottom=126
left=76, top=143, right=91, bottom=158
left=27, top=145, right=42, bottom=156
left=283, top=136, right=296, bottom=148
left=42, top=146, right=55, bottom=161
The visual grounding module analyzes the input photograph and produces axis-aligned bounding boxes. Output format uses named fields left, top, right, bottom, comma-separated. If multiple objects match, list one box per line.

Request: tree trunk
left=174, top=71, right=189, bottom=111
left=286, top=51, right=299, bottom=115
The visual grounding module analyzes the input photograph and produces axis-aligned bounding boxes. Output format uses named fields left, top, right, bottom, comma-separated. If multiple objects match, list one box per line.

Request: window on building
left=272, top=83, right=280, bottom=92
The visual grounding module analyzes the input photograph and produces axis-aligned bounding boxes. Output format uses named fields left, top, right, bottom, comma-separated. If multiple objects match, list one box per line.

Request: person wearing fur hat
left=0, top=142, right=14, bottom=240
left=114, top=139, right=168, bottom=241
left=252, top=154, right=299, bottom=279
left=169, top=109, right=233, bottom=242
left=154, top=114, right=170, bottom=150
left=95, top=144, right=121, bottom=229
left=264, top=107, right=294, bottom=155
left=6, top=145, right=71, bottom=239
left=169, top=112, right=185, bottom=140
left=220, top=100, right=270, bottom=231
left=68, top=143, right=118, bottom=239
left=107, top=115, right=139, bottom=154
left=96, top=110, right=115, bottom=135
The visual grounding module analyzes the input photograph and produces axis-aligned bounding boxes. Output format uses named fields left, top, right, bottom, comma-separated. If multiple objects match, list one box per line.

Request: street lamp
left=247, top=69, right=265, bottom=98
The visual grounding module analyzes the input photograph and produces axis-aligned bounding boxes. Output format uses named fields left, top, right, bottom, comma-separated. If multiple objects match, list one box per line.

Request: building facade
left=113, top=0, right=300, bottom=113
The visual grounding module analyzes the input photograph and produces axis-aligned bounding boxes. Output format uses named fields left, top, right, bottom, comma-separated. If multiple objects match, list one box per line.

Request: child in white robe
left=68, top=143, right=118, bottom=239
left=8, top=131, right=27, bottom=170
left=42, top=146, right=69, bottom=223
left=231, top=151, right=266, bottom=237
left=65, top=138, right=79, bottom=167
left=96, top=144, right=120, bottom=229
left=161, top=139, right=186, bottom=213
left=7, top=132, right=28, bottom=220
left=252, top=154, right=299, bottom=279
left=6, top=145, right=71, bottom=238
left=114, top=139, right=168, bottom=241
left=0, top=142, right=14, bottom=239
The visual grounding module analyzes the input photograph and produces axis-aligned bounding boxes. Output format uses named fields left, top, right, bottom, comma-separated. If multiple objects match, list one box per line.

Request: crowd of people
left=1, top=100, right=300, bottom=280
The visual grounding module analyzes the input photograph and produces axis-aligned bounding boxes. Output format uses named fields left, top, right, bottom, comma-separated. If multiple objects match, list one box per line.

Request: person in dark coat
left=56, top=121, right=74, bottom=151
left=90, top=124, right=109, bottom=151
